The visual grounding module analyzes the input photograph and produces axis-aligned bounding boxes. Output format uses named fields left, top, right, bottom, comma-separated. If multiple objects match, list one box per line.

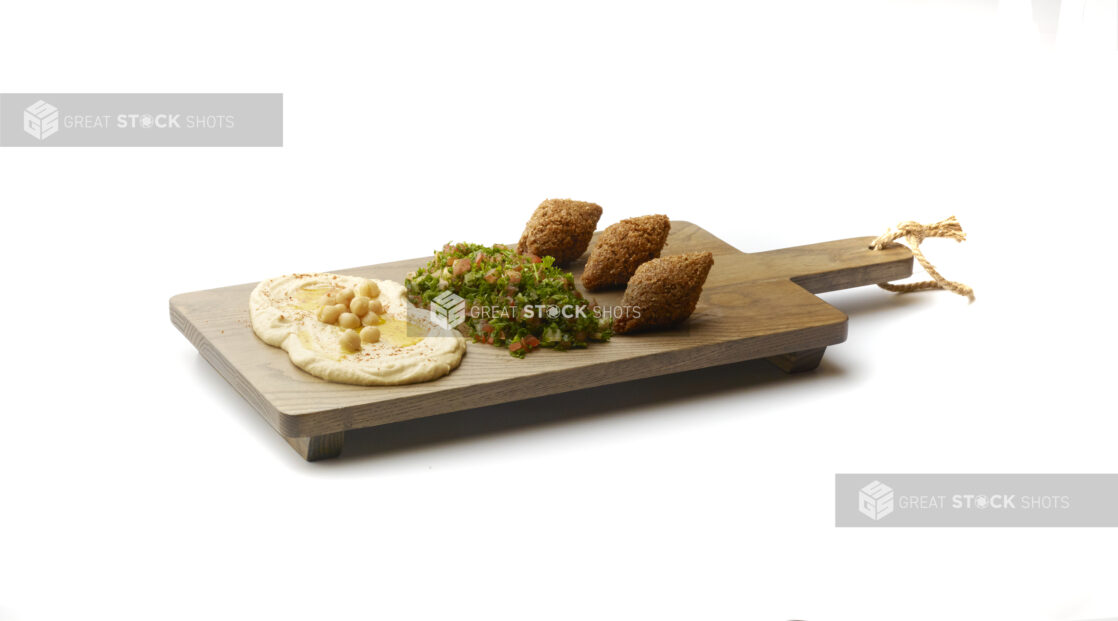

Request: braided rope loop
left=869, top=216, right=975, bottom=301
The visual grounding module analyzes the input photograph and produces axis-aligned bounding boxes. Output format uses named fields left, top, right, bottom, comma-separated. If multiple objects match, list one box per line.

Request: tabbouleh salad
left=406, top=243, right=611, bottom=357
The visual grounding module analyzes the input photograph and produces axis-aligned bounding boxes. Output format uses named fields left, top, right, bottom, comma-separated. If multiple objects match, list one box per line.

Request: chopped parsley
left=406, top=243, right=611, bottom=357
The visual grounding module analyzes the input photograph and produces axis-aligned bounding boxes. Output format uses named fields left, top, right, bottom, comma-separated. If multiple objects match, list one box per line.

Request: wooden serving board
left=171, top=222, right=912, bottom=460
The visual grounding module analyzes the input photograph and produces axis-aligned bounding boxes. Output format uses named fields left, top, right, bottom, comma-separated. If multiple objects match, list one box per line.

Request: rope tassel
left=869, top=216, right=975, bottom=301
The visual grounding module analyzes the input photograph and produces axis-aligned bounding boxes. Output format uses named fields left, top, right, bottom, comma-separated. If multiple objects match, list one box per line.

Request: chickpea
left=338, top=312, right=361, bottom=330
left=358, top=280, right=380, bottom=298
left=319, top=304, right=343, bottom=324
left=339, top=329, right=361, bottom=351
left=361, top=312, right=381, bottom=326
left=369, top=299, right=384, bottom=315
left=323, top=291, right=338, bottom=306
left=360, top=326, right=381, bottom=344
left=350, top=296, right=370, bottom=317
left=337, top=288, right=356, bottom=307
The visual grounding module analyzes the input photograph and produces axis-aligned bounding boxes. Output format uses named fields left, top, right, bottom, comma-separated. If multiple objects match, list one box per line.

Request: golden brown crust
left=516, top=198, right=603, bottom=266
left=613, top=252, right=714, bottom=334
left=580, top=215, right=670, bottom=291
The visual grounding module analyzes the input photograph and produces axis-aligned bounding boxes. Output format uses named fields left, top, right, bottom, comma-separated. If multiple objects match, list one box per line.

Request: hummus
left=250, top=273, right=466, bottom=386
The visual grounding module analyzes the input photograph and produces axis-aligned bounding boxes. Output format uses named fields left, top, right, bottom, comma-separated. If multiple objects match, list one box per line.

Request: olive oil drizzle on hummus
left=249, top=274, right=466, bottom=386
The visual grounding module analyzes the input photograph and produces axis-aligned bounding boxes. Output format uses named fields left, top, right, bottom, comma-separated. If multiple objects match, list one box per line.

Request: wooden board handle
left=716, top=237, right=914, bottom=294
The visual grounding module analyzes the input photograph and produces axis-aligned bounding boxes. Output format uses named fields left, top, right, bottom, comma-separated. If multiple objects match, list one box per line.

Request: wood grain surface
left=170, top=221, right=912, bottom=460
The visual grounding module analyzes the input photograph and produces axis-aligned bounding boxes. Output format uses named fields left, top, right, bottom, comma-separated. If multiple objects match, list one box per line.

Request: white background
left=2, top=1, right=1117, bottom=620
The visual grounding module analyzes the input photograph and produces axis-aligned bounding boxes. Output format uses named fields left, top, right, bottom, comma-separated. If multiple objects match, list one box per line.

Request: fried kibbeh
left=613, top=252, right=714, bottom=334
left=516, top=198, right=603, bottom=266
left=581, top=215, right=671, bottom=291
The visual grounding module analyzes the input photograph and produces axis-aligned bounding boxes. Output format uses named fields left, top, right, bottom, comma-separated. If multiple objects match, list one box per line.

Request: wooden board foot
left=766, top=347, right=827, bottom=373
left=284, top=432, right=345, bottom=461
